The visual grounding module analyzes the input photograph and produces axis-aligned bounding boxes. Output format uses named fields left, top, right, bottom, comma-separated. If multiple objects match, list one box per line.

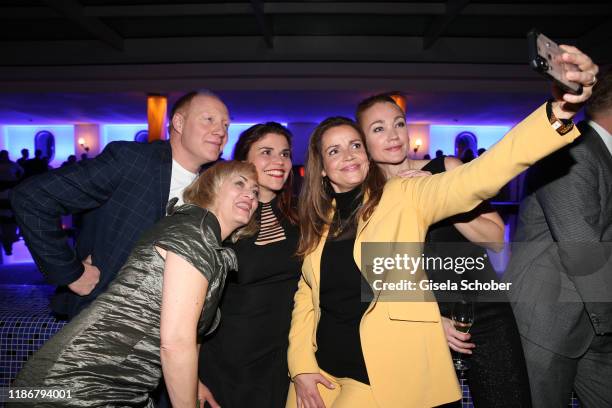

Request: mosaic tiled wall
left=0, top=285, right=67, bottom=390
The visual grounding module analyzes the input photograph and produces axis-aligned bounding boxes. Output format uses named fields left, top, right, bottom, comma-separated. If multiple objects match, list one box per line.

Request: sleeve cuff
left=288, top=353, right=320, bottom=379
left=43, top=262, right=85, bottom=286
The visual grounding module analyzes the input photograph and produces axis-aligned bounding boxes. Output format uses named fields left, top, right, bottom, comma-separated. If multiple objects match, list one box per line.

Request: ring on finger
left=586, top=75, right=598, bottom=87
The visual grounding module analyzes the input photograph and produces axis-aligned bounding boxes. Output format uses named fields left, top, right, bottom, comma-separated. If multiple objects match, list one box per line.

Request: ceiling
left=1, top=1, right=610, bottom=125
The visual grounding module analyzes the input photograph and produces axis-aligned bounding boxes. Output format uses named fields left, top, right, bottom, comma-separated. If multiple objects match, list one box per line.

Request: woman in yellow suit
left=287, top=47, right=598, bottom=408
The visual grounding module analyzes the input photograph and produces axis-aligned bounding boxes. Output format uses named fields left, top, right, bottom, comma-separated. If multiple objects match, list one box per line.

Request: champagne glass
left=451, top=300, right=474, bottom=372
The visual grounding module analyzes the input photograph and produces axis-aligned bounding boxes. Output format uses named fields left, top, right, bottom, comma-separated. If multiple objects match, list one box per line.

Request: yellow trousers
left=286, top=370, right=378, bottom=408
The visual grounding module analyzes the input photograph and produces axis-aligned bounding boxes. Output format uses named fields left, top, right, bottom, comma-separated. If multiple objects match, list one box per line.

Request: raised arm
left=404, top=47, right=597, bottom=227
left=11, top=142, right=130, bottom=287
left=160, top=249, right=209, bottom=408
left=401, top=103, right=580, bottom=228
left=442, top=156, right=505, bottom=252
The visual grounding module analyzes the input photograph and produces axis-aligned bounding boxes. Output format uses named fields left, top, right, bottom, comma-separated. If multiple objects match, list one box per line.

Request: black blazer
left=11, top=141, right=172, bottom=317
left=505, top=121, right=612, bottom=357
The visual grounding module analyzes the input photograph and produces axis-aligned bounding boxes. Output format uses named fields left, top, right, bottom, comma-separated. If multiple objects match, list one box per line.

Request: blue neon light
left=428, top=125, right=511, bottom=157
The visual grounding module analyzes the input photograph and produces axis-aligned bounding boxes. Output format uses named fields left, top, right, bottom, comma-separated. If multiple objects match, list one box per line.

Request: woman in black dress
left=199, top=123, right=301, bottom=408
left=356, top=94, right=532, bottom=407
left=10, top=161, right=259, bottom=408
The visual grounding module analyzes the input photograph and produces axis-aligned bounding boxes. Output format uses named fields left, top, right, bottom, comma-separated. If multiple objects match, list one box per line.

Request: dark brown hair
left=183, top=160, right=258, bottom=242
left=586, top=68, right=612, bottom=119
left=296, top=117, right=385, bottom=257
left=232, top=122, right=298, bottom=225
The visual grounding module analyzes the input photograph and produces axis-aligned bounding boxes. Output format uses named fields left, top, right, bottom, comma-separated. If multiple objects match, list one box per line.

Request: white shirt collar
left=588, top=120, right=612, bottom=157
left=172, top=159, right=197, bottom=178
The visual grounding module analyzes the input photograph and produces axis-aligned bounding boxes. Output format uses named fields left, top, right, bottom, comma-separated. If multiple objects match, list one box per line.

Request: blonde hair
left=183, top=160, right=258, bottom=242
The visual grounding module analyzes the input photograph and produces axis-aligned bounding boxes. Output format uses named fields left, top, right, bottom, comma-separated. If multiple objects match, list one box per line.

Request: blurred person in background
left=0, top=150, right=23, bottom=256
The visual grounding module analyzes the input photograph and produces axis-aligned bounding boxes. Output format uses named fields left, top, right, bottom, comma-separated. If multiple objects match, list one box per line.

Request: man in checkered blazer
left=11, top=90, right=230, bottom=319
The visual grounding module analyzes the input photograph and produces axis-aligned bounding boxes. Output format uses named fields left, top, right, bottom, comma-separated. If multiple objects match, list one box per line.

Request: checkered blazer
left=11, top=140, right=172, bottom=317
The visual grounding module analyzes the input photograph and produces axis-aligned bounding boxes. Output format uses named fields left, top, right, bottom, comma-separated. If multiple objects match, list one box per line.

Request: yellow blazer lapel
left=354, top=191, right=373, bottom=258
left=310, top=225, right=329, bottom=289
left=354, top=215, right=372, bottom=270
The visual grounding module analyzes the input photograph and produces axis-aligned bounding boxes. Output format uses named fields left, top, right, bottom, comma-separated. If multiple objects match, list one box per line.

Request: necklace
left=330, top=204, right=360, bottom=238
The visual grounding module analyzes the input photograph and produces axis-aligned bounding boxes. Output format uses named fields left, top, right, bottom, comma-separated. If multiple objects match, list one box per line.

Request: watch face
left=556, top=121, right=574, bottom=135
left=548, top=105, right=573, bottom=135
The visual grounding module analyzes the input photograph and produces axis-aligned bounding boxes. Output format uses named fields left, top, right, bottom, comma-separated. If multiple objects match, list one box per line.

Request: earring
left=321, top=176, right=329, bottom=189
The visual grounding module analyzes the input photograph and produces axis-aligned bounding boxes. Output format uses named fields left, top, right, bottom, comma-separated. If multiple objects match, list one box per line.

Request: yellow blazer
left=287, top=104, right=581, bottom=407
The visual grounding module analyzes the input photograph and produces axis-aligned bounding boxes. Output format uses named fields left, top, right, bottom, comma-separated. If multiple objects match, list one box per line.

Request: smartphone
left=527, top=29, right=583, bottom=95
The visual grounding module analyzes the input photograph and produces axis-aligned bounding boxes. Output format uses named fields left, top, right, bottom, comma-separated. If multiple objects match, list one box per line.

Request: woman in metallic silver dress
left=10, top=161, right=259, bottom=408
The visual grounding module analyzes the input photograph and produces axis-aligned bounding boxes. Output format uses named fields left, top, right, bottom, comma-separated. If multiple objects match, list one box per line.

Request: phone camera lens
left=537, top=57, right=549, bottom=71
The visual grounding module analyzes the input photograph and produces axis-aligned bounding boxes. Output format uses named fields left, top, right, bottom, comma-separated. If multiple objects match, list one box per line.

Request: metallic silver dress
left=10, top=205, right=237, bottom=407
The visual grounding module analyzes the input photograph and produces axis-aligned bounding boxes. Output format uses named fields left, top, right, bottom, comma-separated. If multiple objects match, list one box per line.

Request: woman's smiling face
left=320, top=125, right=369, bottom=193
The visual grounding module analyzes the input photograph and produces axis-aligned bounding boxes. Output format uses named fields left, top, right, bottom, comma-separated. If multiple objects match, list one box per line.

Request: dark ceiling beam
left=463, top=3, right=612, bottom=16
left=41, top=0, right=124, bottom=51
left=0, top=61, right=551, bottom=94
left=81, top=2, right=611, bottom=17
left=82, top=3, right=445, bottom=17
left=578, top=18, right=612, bottom=48
left=0, top=36, right=533, bottom=66
left=423, top=0, right=470, bottom=50
left=0, top=7, right=61, bottom=18
left=83, top=3, right=253, bottom=17
left=249, top=0, right=274, bottom=48
left=4, top=3, right=608, bottom=18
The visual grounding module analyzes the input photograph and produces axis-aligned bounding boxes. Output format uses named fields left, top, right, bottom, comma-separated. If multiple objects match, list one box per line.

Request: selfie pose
left=356, top=93, right=531, bottom=407
left=10, top=161, right=259, bottom=408
left=287, top=47, right=597, bottom=408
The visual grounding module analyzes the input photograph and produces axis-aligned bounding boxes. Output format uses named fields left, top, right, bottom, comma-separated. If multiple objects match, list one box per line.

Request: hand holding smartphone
left=527, top=29, right=583, bottom=95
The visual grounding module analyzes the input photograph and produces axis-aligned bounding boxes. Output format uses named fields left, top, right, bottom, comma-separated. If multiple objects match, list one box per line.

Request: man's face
left=176, top=95, right=230, bottom=165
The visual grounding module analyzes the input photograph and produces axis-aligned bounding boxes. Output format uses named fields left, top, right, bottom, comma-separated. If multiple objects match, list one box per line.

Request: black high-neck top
left=315, top=186, right=372, bottom=384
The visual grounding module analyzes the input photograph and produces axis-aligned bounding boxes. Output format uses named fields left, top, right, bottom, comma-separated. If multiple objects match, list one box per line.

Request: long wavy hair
left=296, top=117, right=386, bottom=257
left=233, top=122, right=298, bottom=225
left=183, top=160, right=258, bottom=243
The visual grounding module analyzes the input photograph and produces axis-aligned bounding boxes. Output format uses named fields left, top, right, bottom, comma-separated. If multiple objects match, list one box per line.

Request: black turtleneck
left=315, top=186, right=372, bottom=385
